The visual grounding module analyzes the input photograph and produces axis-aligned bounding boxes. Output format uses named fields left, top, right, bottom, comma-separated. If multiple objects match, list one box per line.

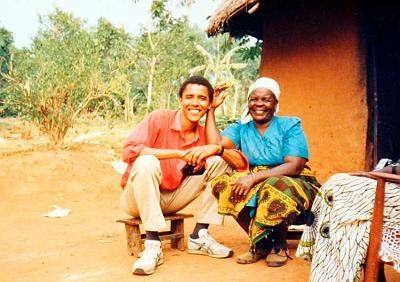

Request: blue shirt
left=221, top=116, right=309, bottom=166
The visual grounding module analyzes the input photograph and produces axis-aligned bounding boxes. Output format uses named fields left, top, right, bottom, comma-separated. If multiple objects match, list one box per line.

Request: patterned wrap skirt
left=211, top=166, right=320, bottom=245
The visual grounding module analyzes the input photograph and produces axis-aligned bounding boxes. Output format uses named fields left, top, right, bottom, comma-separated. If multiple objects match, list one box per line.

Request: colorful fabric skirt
left=211, top=166, right=320, bottom=245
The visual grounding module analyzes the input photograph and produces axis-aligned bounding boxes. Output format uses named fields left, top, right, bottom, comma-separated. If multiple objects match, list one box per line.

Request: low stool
left=287, top=225, right=304, bottom=240
left=117, top=213, right=194, bottom=256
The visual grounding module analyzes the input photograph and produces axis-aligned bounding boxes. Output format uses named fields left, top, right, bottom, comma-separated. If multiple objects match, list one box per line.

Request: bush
left=2, top=11, right=133, bottom=145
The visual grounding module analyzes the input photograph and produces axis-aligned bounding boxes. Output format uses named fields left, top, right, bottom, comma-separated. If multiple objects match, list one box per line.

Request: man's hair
left=178, top=76, right=214, bottom=102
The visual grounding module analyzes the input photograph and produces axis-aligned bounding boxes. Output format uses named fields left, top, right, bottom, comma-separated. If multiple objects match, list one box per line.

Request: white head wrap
left=240, top=77, right=281, bottom=124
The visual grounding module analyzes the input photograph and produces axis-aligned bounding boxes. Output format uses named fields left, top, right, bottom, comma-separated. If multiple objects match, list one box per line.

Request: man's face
left=179, top=83, right=210, bottom=123
left=248, top=88, right=278, bottom=124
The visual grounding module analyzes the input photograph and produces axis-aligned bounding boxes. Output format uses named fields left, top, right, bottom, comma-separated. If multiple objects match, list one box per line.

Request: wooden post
left=125, top=224, right=142, bottom=256
left=170, top=219, right=185, bottom=251
left=364, top=177, right=385, bottom=282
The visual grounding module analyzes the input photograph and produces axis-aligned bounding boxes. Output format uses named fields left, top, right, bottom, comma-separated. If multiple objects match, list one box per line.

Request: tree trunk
left=146, top=56, right=156, bottom=113
left=231, top=84, right=239, bottom=119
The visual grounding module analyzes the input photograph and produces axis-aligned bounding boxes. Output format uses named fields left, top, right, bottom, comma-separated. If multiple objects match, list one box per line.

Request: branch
left=194, top=43, right=214, bottom=65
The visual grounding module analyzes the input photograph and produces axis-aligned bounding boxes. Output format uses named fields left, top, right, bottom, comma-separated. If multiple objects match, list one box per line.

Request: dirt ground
left=0, top=118, right=398, bottom=282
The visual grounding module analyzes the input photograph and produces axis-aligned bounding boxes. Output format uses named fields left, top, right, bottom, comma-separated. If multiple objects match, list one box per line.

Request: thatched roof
left=207, top=0, right=264, bottom=39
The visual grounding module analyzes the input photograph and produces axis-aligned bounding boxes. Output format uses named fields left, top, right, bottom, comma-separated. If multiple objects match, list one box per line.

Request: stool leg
left=171, top=219, right=185, bottom=251
left=125, top=224, right=143, bottom=256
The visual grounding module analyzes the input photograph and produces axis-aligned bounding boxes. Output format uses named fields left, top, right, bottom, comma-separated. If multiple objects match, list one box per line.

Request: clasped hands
left=180, top=144, right=222, bottom=173
left=181, top=144, right=256, bottom=202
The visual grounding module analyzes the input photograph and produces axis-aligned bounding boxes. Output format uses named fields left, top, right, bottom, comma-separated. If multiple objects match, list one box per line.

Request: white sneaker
left=132, top=240, right=163, bottom=275
left=187, top=229, right=233, bottom=258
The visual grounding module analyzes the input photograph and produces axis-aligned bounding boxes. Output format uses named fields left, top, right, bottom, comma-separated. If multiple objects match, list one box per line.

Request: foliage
left=216, top=115, right=238, bottom=130
left=190, top=34, right=260, bottom=119
left=132, top=3, right=208, bottom=112
left=2, top=10, right=135, bottom=145
left=92, top=18, right=137, bottom=120
left=1, top=1, right=262, bottom=145
left=236, top=36, right=262, bottom=61
left=0, top=27, right=14, bottom=116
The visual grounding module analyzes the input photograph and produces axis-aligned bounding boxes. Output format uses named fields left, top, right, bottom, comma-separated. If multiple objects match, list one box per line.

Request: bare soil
left=0, top=118, right=398, bottom=281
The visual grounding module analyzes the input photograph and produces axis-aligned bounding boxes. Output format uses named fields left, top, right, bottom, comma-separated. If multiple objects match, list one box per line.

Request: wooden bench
left=117, top=213, right=194, bottom=256
left=287, top=225, right=304, bottom=240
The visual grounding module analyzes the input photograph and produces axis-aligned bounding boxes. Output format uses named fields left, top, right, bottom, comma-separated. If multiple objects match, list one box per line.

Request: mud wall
left=259, top=3, right=367, bottom=181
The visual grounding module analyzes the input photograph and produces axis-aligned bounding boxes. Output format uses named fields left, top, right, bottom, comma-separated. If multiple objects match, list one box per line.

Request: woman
left=208, top=77, right=320, bottom=267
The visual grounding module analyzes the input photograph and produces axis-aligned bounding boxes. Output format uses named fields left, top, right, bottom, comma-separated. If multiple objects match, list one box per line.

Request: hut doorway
left=365, top=4, right=400, bottom=167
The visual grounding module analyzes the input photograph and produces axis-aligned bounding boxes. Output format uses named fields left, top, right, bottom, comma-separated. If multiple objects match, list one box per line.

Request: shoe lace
left=138, top=246, right=159, bottom=261
left=202, top=233, right=221, bottom=249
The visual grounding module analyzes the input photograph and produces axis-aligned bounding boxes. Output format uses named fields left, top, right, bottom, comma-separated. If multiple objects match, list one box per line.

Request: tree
left=132, top=1, right=207, bottom=112
left=0, top=27, right=14, bottom=116
left=2, top=10, right=131, bottom=145
left=92, top=18, right=137, bottom=121
left=190, top=34, right=247, bottom=118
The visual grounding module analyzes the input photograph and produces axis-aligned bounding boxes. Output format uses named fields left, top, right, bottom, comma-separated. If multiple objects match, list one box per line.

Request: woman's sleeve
left=221, top=122, right=241, bottom=149
left=282, top=118, right=309, bottom=159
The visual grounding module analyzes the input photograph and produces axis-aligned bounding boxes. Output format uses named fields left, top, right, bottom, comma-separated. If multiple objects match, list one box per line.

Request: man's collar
left=171, top=110, right=182, bottom=131
left=172, top=110, right=201, bottom=144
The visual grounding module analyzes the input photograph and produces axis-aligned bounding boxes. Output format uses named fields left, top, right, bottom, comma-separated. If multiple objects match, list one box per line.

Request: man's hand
left=211, top=83, right=231, bottom=109
left=181, top=144, right=221, bottom=166
left=230, top=174, right=255, bottom=202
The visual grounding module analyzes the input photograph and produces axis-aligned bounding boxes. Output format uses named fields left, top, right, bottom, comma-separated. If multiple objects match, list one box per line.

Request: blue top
left=221, top=116, right=309, bottom=166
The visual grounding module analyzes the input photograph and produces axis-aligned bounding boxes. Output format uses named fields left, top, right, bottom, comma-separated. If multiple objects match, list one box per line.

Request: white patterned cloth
left=296, top=173, right=400, bottom=282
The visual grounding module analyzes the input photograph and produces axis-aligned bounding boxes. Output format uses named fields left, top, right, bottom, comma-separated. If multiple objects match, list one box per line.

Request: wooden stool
left=287, top=225, right=304, bottom=240
left=117, top=213, right=194, bottom=256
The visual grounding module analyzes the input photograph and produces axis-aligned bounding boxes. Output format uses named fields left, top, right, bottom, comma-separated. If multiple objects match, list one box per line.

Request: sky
left=0, top=0, right=220, bottom=48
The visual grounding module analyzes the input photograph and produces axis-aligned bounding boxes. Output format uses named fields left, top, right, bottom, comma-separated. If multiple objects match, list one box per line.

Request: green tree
left=92, top=18, right=137, bottom=121
left=132, top=1, right=207, bottom=112
left=3, top=10, right=127, bottom=145
left=190, top=35, right=247, bottom=118
left=0, top=27, right=14, bottom=116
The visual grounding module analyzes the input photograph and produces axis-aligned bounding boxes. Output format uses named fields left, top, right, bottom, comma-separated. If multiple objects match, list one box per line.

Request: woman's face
left=248, top=88, right=278, bottom=124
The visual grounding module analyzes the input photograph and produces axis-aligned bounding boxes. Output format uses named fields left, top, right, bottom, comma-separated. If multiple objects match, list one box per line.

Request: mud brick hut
left=207, top=0, right=400, bottom=179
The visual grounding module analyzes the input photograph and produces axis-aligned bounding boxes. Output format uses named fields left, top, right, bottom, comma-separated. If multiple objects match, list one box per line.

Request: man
left=120, top=76, right=247, bottom=275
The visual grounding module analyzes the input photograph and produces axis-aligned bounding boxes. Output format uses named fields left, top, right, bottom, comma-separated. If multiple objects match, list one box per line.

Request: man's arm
left=205, top=84, right=230, bottom=144
left=139, top=148, right=184, bottom=160
left=205, top=108, right=221, bottom=144
left=182, top=138, right=248, bottom=171
left=122, top=110, right=185, bottom=163
left=203, top=85, right=248, bottom=170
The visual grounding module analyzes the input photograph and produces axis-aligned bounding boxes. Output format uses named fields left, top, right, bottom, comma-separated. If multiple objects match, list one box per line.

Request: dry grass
left=0, top=115, right=140, bottom=157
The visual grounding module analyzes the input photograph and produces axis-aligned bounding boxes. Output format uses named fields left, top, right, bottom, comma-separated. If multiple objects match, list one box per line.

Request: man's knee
left=205, top=155, right=227, bottom=168
left=131, top=155, right=161, bottom=173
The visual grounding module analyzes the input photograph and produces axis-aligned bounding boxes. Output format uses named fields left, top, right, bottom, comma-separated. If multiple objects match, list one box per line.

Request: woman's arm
left=230, top=156, right=306, bottom=202
left=252, top=156, right=306, bottom=184
left=218, top=137, right=248, bottom=170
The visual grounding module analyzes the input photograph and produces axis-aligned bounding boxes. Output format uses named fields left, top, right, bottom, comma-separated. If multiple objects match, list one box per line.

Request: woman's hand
left=211, top=83, right=231, bottom=109
left=230, top=174, right=256, bottom=202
